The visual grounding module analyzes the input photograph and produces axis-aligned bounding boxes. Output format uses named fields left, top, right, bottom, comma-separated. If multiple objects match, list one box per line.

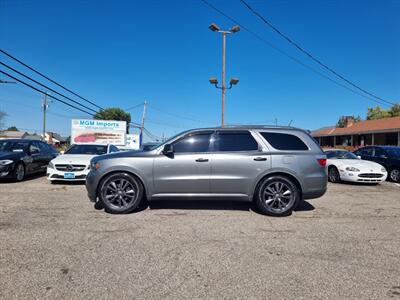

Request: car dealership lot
left=1, top=178, right=400, bottom=299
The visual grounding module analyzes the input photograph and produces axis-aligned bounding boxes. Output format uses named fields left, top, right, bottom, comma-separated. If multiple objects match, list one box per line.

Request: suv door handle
left=195, top=158, right=209, bottom=162
left=253, top=157, right=267, bottom=161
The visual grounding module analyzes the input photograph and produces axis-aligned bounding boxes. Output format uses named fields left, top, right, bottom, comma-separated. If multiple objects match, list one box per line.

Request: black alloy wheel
left=99, top=173, right=143, bottom=214
left=13, top=163, right=25, bottom=182
left=390, top=169, right=400, bottom=182
left=255, top=175, right=300, bottom=216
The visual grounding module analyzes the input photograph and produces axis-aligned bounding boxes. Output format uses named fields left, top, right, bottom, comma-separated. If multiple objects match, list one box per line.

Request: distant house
left=0, top=130, right=29, bottom=140
left=44, top=132, right=68, bottom=146
left=312, top=116, right=400, bottom=147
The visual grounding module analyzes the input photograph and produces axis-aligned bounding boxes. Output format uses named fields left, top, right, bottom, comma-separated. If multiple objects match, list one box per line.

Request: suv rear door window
left=215, top=131, right=258, bottom=152
left=260, top=132, right=308, bottom=150
left=173, top=132, right=213, bottom=153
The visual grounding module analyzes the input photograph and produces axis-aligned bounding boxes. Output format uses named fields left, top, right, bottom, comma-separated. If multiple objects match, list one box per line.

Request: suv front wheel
left=98, top=172, right=144, bottom=214
left=255, top=175, right=300, bottom=216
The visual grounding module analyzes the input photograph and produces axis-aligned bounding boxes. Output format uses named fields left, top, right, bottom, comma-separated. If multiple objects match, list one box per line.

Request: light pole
left=209, top=23, right=240, bottom=127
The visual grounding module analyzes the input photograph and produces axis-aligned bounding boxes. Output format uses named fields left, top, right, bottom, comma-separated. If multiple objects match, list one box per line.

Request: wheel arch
left=252, top=171, right=303, bottom=201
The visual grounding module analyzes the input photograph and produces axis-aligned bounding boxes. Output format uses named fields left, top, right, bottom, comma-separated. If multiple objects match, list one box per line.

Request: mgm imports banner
left=71, top=119, right=127, bottom=145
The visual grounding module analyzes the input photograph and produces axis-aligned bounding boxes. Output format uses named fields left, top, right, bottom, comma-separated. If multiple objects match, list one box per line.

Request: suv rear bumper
left=302, top=174, right=327, bottom=200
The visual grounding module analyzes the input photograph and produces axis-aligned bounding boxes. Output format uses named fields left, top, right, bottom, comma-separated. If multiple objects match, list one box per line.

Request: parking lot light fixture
left=209, top=23, right=221, bottom=32
left=209, top=77, right=219, bottom=87
left=229, top=78, right=239, bottom=87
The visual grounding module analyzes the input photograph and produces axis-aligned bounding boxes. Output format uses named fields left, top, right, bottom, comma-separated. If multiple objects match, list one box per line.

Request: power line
left=0, top=97, right=86, bottom=120
left=0, top=49, right=104, bottom=110
left=1, top=61, right=98, bottom=113
left=148, top=104, right=214, bottom=124
left=200, top=0, right=394, bottom=107
left=0, top=70, right=95, bottom=116
left=125, top=103, right=144, bottom=111
left=239, top=0, right=396, bottom=106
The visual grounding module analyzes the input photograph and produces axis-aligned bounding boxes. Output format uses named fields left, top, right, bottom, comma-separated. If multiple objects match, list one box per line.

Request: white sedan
left=325, top=149, right=387, bottom=183
left=47, top=144, right=119, bottom=182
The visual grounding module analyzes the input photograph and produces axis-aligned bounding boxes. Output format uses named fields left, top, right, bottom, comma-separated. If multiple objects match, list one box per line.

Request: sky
left=0, top=0, right=399, bottom=140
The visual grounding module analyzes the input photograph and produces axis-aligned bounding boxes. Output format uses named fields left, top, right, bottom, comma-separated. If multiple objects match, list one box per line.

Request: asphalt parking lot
left=1, top=177, right=400, bottom=299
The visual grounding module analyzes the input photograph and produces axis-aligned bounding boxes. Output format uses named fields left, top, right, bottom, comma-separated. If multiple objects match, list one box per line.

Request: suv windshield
left=326, top=150, right=358, bottom=159
left=65, top=144, right=108, bottom=155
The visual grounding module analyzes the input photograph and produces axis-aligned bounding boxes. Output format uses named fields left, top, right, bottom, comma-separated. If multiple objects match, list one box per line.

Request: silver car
left=85, top=126, right=327, bottom=216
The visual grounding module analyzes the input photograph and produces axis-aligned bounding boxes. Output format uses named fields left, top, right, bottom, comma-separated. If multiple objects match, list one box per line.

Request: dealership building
left=312, top=116, right=400, bottom=147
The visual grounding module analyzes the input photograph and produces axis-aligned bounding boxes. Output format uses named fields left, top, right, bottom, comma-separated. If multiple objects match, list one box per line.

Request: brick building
left=312, top=116, right=400, bottom=147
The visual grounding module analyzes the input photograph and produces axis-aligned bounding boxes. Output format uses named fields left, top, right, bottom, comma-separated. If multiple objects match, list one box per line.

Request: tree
left=389, top=104, right=400, bottom=117
left=0, top=110, right=7, bottom=131
left=94, top=108, right=131, bottom=133
left=366, top=106, right=391, bottom=120
left=336, top=115, right=361, bottom=128
left=6, top=126, right=18, bottom=131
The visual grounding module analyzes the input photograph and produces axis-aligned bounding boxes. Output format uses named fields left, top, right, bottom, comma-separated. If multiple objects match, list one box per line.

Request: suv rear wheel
left=98, top=172, right=143, bottom=214
left=255, top=175, right=300, bottom=216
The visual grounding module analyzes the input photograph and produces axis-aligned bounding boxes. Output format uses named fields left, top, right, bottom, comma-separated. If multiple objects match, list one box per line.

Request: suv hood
left=51, top=154, right=97, bottom=165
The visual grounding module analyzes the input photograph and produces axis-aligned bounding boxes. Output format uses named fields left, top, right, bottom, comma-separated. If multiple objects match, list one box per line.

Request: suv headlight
left=345, top=166, right=360, bottom=172
left=0, top=160, right=13, bottom=166
left=381, top=167, right=387, bottom=173
left=48, top=161, right=55, bottom=169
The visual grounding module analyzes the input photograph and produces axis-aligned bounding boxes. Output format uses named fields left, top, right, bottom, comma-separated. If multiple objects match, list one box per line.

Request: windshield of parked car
left=326, top=150, right=358, bottom=159
left=0, top=140, right=29, bottom=152
left=65, top=144, right=108, bottom=155
left=386, top=148, right=400, bottom=159
left=0, top=140, right=13, bottom=151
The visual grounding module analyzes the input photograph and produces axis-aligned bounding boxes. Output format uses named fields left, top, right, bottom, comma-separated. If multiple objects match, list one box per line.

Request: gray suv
left=86, top=126, right=327, bottom=216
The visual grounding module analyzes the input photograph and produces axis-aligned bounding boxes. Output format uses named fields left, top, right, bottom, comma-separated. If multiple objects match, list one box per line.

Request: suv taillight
left=316, top=155, right=327, bottom=167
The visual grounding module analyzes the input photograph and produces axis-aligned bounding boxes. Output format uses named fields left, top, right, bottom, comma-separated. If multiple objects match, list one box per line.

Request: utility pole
left=42, top=93, right=48, bottom=142
left=140, top=101, right=147, bottom=146
left=208, top=23, right=240, bottom=127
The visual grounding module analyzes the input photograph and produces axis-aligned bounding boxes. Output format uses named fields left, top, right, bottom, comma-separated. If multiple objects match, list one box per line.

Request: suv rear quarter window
left=215, top=131, right=259, bottom=152
left=260, top=132, right=308, bottom=151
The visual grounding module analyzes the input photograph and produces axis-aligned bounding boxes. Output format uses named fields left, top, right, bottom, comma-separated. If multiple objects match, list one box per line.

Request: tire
left=13, top=163, right=25, bottom=182
left=254, top=175, right=300, bottom=217
left=98, top=172, right=144, bottom=214
left=389, top=168, right=400, bottom=182
left=328, top=166, right=341, bottom=183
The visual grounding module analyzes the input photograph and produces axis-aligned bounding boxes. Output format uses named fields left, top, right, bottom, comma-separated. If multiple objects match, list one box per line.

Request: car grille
left=55, top=164, right=86, bottom=171
left=358, top=173, right=383, bottom=178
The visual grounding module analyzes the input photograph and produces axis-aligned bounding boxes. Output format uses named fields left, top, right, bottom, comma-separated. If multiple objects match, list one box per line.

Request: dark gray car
left=86, top=126, right=327, bottom=216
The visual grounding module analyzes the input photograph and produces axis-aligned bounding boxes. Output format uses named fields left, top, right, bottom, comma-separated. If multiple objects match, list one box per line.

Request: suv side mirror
left=162, top=144, right=174, bottom=156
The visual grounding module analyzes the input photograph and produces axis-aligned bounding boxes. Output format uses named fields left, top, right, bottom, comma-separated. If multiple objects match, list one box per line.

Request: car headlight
left=90, top=160, right=101, bottom=171
left=381, top=167, right=387, bottom=173
left=48, top=161, right=55, bottom=169
left=0, top=160, right=14, bottom=166
left=345, top=166, right=360, bottom=172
